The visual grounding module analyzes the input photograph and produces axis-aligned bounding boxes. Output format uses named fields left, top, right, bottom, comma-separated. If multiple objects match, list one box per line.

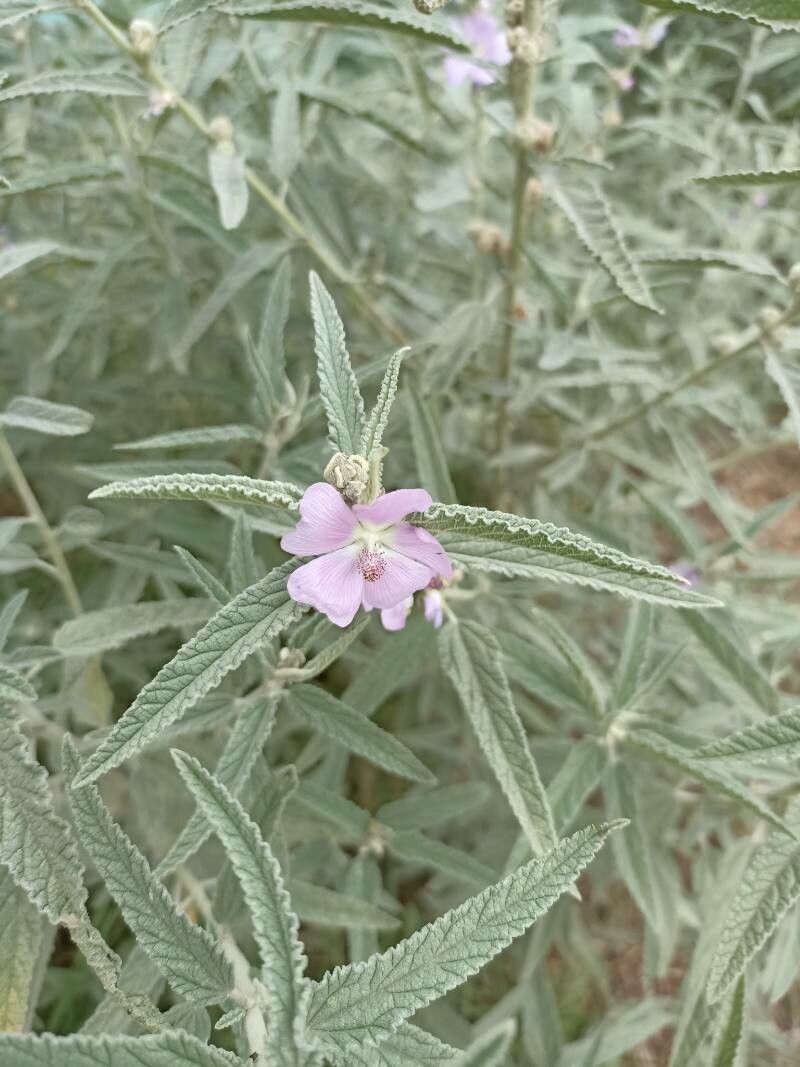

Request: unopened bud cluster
left=789, top=262, right=800, bottom=295
left=209, top=115, right=235, bottom=146
left=516, top=115, right=554, bottom=153
left=129, top=18, right=157, bottom=58
left=324, top=453, right=370, bottom=502
left=468, top=220, right=508, bottom=258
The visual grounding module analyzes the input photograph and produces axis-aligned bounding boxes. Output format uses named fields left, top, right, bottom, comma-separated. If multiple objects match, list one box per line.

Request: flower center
left=357, top=548, right=387, bottom=582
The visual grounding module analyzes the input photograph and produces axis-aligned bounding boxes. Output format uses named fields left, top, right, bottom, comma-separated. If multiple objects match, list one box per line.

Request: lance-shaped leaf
left=764, top=348, right=800, bottom=448
left=614, top=601, right=653, bottom=709
left=697, top=706, right=800, bottom=764
left=455, top=1020, right=516, bottom=1066
left=694, top=168, right=800, bottom=187
left=248, top=256, right=292, bottom=423
left=440, top=621, right=558, bottom=857
left=414, top=503, right=721, bottom=608
left=361, top=349, right=406, bottom=460
left=0, top=70, right=146, bottom=102
left=75, top=561, right=303, bottom=785
left=172, top=751, right=307, bottom=1063
left=0, top=240, right=58, bottom=279
left=53, top=599, right=214, bottom=657
left=308, top=271, right=365, bottom=454
left=528, top=605, right=607, bottom=717
left=115, top=425, right=263, bottom=451
left=208, top=145, right=248, bottom=231
left=0, top=863, right=45, bottom=1032
left=547, top=740, right=608, bottom=833
left=712, top=977, right=746, bottom=1067
left=286, top=684, right=434, bottom=784
left=0, top=705, right=86, bottom=921
left=158, top=695, right=278, bottom=875
left=304, top=821, right=624, bottom=1055
left=549, top=178, right=662, bottom=314
left=377, top=782, right=491, bottom=832
left=332, top=1024, right=460, bottom=1066
left=0, top=664, right=36, bottom=704
left=408, top=389, right=458, bottom=505
left=89, top=472, right=302, bottom=510
left=0, top=1031, right=242, bottom=1066
left=387, top=831, right=495, bottom=890
left=605, top=763, right=659, bottom=929
left=643, top=0, right=800, bottom=30
left=63, top=740, right=234, bottom=1005
left=290, top=879, right=400, bottom=930
left=1, top=396, right=94, bottom=436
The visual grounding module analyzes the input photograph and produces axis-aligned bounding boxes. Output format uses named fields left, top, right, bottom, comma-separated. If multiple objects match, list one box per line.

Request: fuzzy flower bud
left=506, top=27, right=538, bottom=64
left=504, top=0, right=524, bottom=27
left=524, top=176, right=544, bottom=207
left=711, top=334, right=739, bottom=356
left=208, top=115, right=235, bottom=145
left=278, top=647, right=306, bottom=669
left=516, top=116, right=555, bottom=153
left=758, top=305, right=783, bottom=332
left=323, top=452, right=370, bottom=502
left=789, top=263, right=800, bottom=294
left=467, top=220, right=508, bottom=257
left=129, top=18, right=158, bottom=57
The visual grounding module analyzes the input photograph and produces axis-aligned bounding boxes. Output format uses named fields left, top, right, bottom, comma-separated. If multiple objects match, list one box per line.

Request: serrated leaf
left=308, top=271, right=365, bottom=453
left=408, top=389, right=458, bottom=505
left=0, top=1031, right=241, bottom=1066
left=377, top=782, right=491, bottom=832
left=694, top=168, right=800, bottom=186
left=208, top=146, right=249, bottom=231
left=172, top=751, right=307, bottom=1062
left=415, top=503, right=721, bottom=607
left=0, top=664, right=36, bottom=704
left=455, top=1019, right=516, bottom=1066
left=116, top=425, right=263, bottom=451
left=644, top=0, right=800, bottom=29
left=387, top=830, right=494, bottom=890
left=439, top=621, right=557, bottom=856
left=1, top=396, right=93, bottom=436
left=712, top=976, right=746, bottom=1067
left=75, top=561, right=303, bottom=785
left=627, top=727, right=791, bottom=836
left=0, top=590, right=28, bottom=652
left=0, top=705, right=86, bottom=921
left=157, top=695, right=278, bottom=875
left=697, top=706, right=800, bottom=764
left=63, top=739, right=234, bottom=1005
left=549, top=179, right=662, bottom=314
left=290, top=878, right=400, bottom=930
left=171, top=243, right=282, bottom=366
left=0, top=162, right=117, bottom=198
left=0, top=862, right=45, bottom=1032
left=89, top=472, right=302, bottom=511
left=0, top=71, right=146, bottom=102
left=249, top=256, right=292, bottom=423
left=637, top=247, right=779, bottom=279
left=304, top=822, right=623, bottom=1055
left=53, top=599, right=214, bottom=657
left=286, top=684, right=434, bottom=783
left=174, top=547, right=231, bottom=605
left=764, top=348, right=800, bottom=447
left=361, top=349, right=406, bottom=460
left=333, top=1024, right=460, bottom=1066
left=222, top=0, right=469, bottom=48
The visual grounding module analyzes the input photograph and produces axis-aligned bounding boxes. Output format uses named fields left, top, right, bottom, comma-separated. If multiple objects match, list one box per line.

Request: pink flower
left=443, top=4, right=511, bottom=88
left=423, top=587, right=445, bottom=629
left=281, top=483, right=452, bottom=628
left=613, top=24, right=641, bottom=49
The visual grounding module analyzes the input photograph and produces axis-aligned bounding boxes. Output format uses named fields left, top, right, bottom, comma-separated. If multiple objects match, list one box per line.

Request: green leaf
left=1, top=396, right=93, bottom=436
left=455, top=1020, right=516, bottom=1066
left=0, top=863, right=45, bottom=1032
left=604, top=763, right=660, bottom=929
left=712, top=976, right=746, bottom=1067
left=0, top=664, right=36, bottom=704
left=0, top=1032, right=241, bottom=1066
left=386, top=831, right=495, bottom=890
left=361, top=349, right=406, bottom=460
left=415, top=503, right=721, bottom=608
left=171, top=243, right=282, bottom=366
left=286, top=684, right=435, bottom=783
left=549, top=178, right=662, bottom=314
left=627, top=727, right=791, bottom=836
left=290, top=878, right=400, bottom=930
left=222, top=0, right=469, bottom=49
left=270, top=84, right=302, bottom=186
left=528, top=605, right=607, bottom=717
left=174, top=548, right=231, bottom=605
left=439, top=621, right=557, bottom=856
left=308, top=271, right=365, bottom=454
left=74, top=561, right=304, bottom=785
left=377, top=782, right=492, bottom=832
left=0, top=240, right=58, bottom=279
left=0, top=590, right=28, bottom=652
left=0, top=705, right=86, bottom=922
left=63, top=740, right=234, bottom=1005
left=89, top=472, right=301, bottom=512
left=249, top=256, right=293, bottom=423
left=547, top=740, right=608, bottom=833
left=332, top=1024, right=460, bottom=1066
left=694, top=168, right=800, bottom=186
left=764, top=348, right=800, bottom=448
left=172, top=751, right=307, bottom=1062
left=53, top=599, right=214, bottom=657
left=157, top=696, right=278, bottom=875
left=408, top=389, right=458, bottom=505
left=643, top=0, right=800, bottom=30
left=0, top=71, right=146, bottom=102
left=115, top=425, right=263, bottom=451
left=0, top=162, right=117, bottom=198
left=613, top=602, right=653, bottom=709
left=637, top=247, right=779, bottom=279
left=697, top=706, right=800, bottom=764
left=304, top=822, right=624, bottom=1055
left=208, top=146, right=249, bottom=231
left=707, top=817, right=800, bottom=1002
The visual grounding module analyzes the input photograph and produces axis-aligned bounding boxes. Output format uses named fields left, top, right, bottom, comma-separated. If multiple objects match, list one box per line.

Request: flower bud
left=504, top=0, right=524, bottom=27
left=506, top=27, right=538, bottom=64
left=516, top=116, right=555, bottom=153
left=129, top=18, right=157, bottom=57
left=467, top=220, right=508, bottom=258
left=758, top=305, right=783, bottom=332
left=208, top=115, right=235, bottom=145
left=711, top=334, right=739, bottom=356
left=524, top=176, right=544, bottom=207
left=13, top=26, right=26, bottom=45
left=788, top=262, right=800, bottom=294
left=278, top=647, right=306, bottom=669
left=324, top=452, right=370, bottom=502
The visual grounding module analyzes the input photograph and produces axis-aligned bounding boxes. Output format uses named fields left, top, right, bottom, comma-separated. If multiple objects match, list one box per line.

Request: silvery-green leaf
left=694, top=168, right=800, bottom=186
left=208, top=145, right=249, bottom=231
left=0, top=664, right=36, bottom=704
left=528, top=605, right=607, bottom=717
left=271, top=84, right=302, bottom=186
left=74, top=561, right=303, bottom=785
left=63, top=739, right=234, bottom=1005
left=0, top=71, right=146, bottom=102
left=226, top=511, right=257, bottom=594
left=290, top=878, right=400, bottom=930
left=604, top=763, right=660, bottom=929
left=415, top=503, right=721, bottom=607
left=174, top=547, right=231, bottom=605
left=407, top=389, right=458, bottom=505
left=0, top=590, right=28, bottom=652
left=0, top=240, right=58, bottom=279
left=1, top=396, right=93, bottom=436
left=53, top=599, right=214, bottom=657
left=0, top=163, right=115, bottom=196
left=0, top=862, right=45, bottom=1032
left=764, top=348, right=800, bottom=447
left=558, top=999, right=675, bottom=1066
left=115, top=425, right=263, bottom=451
left=644, top=0, right=800, bottom=29
left=697, top=706, right=800, bottom=764
left=637, top=247, right=780, bottom=279
left=290, top=780, right=371, bottom=843
left=547, top=740, right=608, bottom=833
left=455, top=1019, right=516, bottom=1066
left=80, top=946, right=164, bottom=1036
left=172, top=751, right=308, bottom=1062
left=304, top=822, right=623, bottom=1055
left=342, top=616, right=435, bottom=716
left=0, top=1031, right=242, bottom=1066
left=248, top=256, right=292, bottom=423
left=361, top=349, right=406, bottom=461
left=89, top=472, right=302, bottom=512
left=0, top=705, right=86, bottom=921
left=711, top=976, right=746, bottom=1067
left=286, top=684, right=434, bottom=784
left=331, top=1024, right=460, bottom=1066
left=345, top=852, right=381, bottom=964
left=377, top=782, right=491, bottom=832
left=386, top=831, right=494, bottom=890
left=613, top=602, right=653, bottom=709
left=440, top=621, right=557, bottom=856
left=308, top=271, right=365, bottom=455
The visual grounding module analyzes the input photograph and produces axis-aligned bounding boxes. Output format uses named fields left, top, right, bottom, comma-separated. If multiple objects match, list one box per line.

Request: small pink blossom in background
left=443, top=2, right=511, bottom=88
left=281, top=483, right=452, bottom=628
left=646, top=18, right=669, bottom=48
left=752, top=191, right=769, bottom=210
left=670, top=563, right=700, bottom=587
left=143, top=88, right=177, bottom=119
left=616, top=70, right=636, bottom=92
left=613, top=23, right=641, bottom=49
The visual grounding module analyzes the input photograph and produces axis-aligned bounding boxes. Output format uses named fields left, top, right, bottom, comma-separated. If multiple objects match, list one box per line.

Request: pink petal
left=352, top=488, right=432, bottom=527
left=286, top=548, right=362, bottom=627
left=424, top=589, right=444, bottom=629
left=281, top=482, right=357, bottom=557
left=381, top=598, right=412, bottom=631
left=361, top=551, right=434, bottom=610
left=392, top=524, right=453, bottom=580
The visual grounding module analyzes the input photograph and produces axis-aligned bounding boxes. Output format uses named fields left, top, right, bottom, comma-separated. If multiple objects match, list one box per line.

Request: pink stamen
left=357, top=548, right=388, bottom=582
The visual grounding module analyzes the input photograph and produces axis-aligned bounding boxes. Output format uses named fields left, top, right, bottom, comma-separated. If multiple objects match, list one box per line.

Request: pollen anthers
left=356, top=548, right=388, bottom=582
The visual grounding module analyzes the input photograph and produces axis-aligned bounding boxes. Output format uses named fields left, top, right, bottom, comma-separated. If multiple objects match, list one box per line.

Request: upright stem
left=0, top=429, right=82, bottom=617
left=495, top=0, right=540, bottom=455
